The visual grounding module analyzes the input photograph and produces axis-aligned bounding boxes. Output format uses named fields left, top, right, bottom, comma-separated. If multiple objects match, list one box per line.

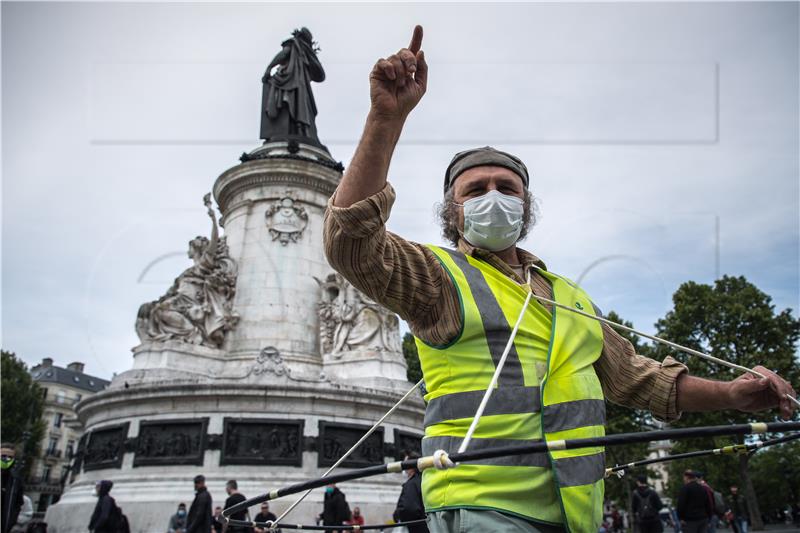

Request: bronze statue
left=260, top=27, right=326, bottom=148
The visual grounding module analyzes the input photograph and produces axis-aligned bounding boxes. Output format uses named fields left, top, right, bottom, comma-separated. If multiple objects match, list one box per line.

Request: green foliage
left=653, top=276, right=800, bottom=524
left=1, top=350, right=46, bottom=477
left=402, top=332, right=423, bottom=383
left=748, top=438, right=800, bottom=518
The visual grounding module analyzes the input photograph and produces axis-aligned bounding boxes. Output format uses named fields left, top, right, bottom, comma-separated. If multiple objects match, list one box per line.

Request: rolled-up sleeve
left=323, top=183, right=451, bottom=331
left=595, top=323, right=688, bottom=422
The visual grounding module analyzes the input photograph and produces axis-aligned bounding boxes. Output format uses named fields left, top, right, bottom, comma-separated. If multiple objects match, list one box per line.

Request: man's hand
left=726, top=365, right=797, bottom=420
left=369, top=25, right=428, bottom=122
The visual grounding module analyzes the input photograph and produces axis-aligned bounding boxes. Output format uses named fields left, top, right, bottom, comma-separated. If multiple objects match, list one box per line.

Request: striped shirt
left=323, top=182, right=686, bottom=421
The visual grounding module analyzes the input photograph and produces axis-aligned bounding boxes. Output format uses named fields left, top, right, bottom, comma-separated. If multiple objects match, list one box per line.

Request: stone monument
left=45, top=28, right=424, bottom=533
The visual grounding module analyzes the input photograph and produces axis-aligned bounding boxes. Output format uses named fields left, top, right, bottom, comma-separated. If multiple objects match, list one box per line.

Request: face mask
left=401, top=470, right=409, bottom=480
left=325, top=487, right=334, bottom=494
left=178, top=510, right=186, bottom=517
left=0, top=456, right=14, bottom=470
left=458, top=190, right=524, bottom=252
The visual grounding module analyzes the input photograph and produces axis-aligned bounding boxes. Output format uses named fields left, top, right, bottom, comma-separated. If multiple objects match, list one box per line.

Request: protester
left=632, top=475, right=663, bottom=533
left=728, top=486, right=749, bottom=533
left=167, top=503, right=188, bottom=533
left=1, top=443, right=24, bottom=533
left=346, top=507, right=364, bottom=526
left=213, top=506, right=223, bottom=533
left=186, top=475, right=213, bottom=533
left=222, top=479, right=249, bottom=533
left=88, top=480, right=119, bottom=532
left=318, top=484, right=350, bottom=533
left=393, top=454, right=428, bottom=533
left=254, top=502, right=278, bottom=533
left=677, top=470, right=712, bottom=533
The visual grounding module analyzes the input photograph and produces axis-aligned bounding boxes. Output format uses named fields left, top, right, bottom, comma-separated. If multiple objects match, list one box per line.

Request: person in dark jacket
left=88, top=480, right=117, bottom=532
left=393, top=454, right=429, bottom=533
left=728, top=485, right=750, bottom=533
left=677, top=470, right=712, bottom=533
left=318, top=484, right=350, bottom=533
left=632, top=476, right=663, bottom=533
left=1, top=444, right=24, bottom=533
left=186, top=475, right=213, bottom=533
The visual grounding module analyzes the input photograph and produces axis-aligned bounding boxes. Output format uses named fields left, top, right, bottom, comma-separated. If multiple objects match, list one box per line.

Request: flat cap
left=444, top=146, right=530, bottom=194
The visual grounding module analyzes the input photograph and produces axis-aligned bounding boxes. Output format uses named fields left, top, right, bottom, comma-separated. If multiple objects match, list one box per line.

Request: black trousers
left=682, top=518, right=709, bottom=533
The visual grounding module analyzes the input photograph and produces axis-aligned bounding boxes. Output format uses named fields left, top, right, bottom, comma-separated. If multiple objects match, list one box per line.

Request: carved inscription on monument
left=221, top=419, right=303, bottom=466
left=393, top=429, right=423, bottom=460
left=134, top=419, right=208, bottom=467
left=83, top=423, right=129, bottom=471
left=265, top=193, right=308, bottom=245
left=318, top=422, right=384, bottom=468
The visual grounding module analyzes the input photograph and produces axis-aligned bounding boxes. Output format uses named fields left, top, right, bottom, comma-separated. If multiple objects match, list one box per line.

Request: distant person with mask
left=167, top=503, right=188, bottom=533
left=393, top=454, right=428, bottom=533
left=1, top=443, right=23, bottom=533
left=318, top=484, right=350, bottom=533
left=88, top=480, right=119, bottom=533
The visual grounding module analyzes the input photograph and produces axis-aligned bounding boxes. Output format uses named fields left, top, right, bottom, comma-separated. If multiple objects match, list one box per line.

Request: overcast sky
left=2, top=2, right=798, bottom=380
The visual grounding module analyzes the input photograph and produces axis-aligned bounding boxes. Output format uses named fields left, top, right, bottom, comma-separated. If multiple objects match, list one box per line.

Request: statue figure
left=315, top=273, right=403, bottom=357
left=135, top=194, right=240, bottom=348
left=260, top=27, right=326, bottom=148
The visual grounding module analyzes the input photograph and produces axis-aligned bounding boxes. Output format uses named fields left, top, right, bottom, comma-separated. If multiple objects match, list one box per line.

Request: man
left=88, top=480, right=118, bottom=533
left=318, top=484, right=350, bottom=533
left=222, top=479, right=248, bottom=533
left=213, top=507, right=223, bottom=533
left=677, top=471, right=712, bottom=533
left=696, top=472, right=721, bottom=533
left=728, top=485, right=749, bottom=533
left=186, top=475, right=213, bottom=533
left=346, top=507, right=364, bottom=527
left=393, top=454, right=429, bottom=533
left=632, top=476, right=663, bottom=533
left=1, top=444, right=23, bottom=533
left=253, top=502, right=278, bottom=533
left=167, top=503, right=187, bottom=533
left=323, top=25, right=797, bottom=533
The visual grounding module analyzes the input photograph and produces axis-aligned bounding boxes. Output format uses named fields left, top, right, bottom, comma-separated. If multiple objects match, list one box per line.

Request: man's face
left=194, top=480, right=204, bottom=491
left=452, top=166, right=525, bottom=228
left=261, top=504, right=269, bottom=514
left=226, top=485, right=233, bottom=495
left=0, top=447, right=15, bottom=469
left=731, top=486, right=738, bottom=495
left=214, top=507, right=221, bottom=516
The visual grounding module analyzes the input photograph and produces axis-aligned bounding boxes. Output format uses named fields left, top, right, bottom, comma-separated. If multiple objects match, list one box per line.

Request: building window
left=74, top=393, right=82, bottom=404
left=41, top=465, right=52, bottom=483
left=53, top=412, right=63, bottom=428
left=55, top=390, right=66, bottom=404
left=66, top=440, right=75, bottom=459
left=46, top=437, right=58, bottom=456
left=41, top=388, right=48, bottom=399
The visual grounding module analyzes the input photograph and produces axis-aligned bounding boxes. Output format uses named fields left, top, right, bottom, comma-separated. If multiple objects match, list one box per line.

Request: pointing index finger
left=408, top=25, right=423, bottom=54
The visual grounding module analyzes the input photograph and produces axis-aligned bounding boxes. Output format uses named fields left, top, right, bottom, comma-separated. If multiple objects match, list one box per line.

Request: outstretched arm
left=333, top=25, right=427, bottom=207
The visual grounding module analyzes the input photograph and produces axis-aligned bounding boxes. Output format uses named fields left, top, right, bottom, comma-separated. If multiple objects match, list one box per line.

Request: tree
left=402, top=332, right=422, bottom=383
left=652, top=276, right=800, bottom=530
left=1, top=350, right=46, bottom=477
left=748, top=438, right=800, bottom=522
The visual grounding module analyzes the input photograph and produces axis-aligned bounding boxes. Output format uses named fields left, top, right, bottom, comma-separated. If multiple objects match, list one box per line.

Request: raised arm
left=333, top=25, right=427, bottom=207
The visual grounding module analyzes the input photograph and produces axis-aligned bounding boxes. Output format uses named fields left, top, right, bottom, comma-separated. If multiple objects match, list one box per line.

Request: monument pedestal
left=46, top=143, right=425, bottom=532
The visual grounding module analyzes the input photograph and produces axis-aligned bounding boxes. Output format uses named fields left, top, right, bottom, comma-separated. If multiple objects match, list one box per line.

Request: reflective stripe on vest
left=416, top=246, right=606, bottom=533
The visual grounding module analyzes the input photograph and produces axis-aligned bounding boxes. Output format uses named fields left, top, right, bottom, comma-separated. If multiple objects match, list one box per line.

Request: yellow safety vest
left=416, top=246, right=606, bottom=533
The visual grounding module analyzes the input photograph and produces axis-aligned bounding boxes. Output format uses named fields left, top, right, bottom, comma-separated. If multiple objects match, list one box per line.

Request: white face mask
left=458, top=190, right=524, bottom=252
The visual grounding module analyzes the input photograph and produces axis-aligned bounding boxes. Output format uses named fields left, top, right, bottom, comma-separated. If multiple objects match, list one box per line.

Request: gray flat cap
left=444, top=146, right=530, bottom=194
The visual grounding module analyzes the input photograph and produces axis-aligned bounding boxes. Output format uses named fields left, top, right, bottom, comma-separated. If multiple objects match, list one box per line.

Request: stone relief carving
left=250, top=346, right=290, bottom=377
left=136, top=194, right=240, bottom=348
left=318, top=422, right=384, bottom=468
left=265, top=193, right=308, bottom=245
left=316, top=273, right=403, bottom=358
left=83, top=424, right=128, bottom=471
left=222, top=419, right=303, bottom=466
left=134, top=420, right=206, bottom=466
